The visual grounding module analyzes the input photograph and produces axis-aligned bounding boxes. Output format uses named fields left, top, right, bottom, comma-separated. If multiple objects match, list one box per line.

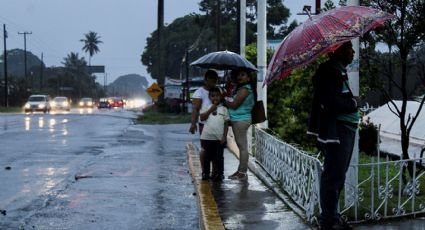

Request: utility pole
left=104, top=72, right=107, bottom=92
left=345, top=0, right=360, bottom=208
left=315, top=0, right=321, bottom=14
left=40, top=52, right=43, bottom=90
left=239, top=0, right=246, bottom=57
left=257, top=0, right=267, bottom=128
left=216, top=0, right=221, bottom=51
left=185, top=50, right=190, bottom=113
left=157, top=0, right=164, bottom=87
left=18, top=31, right=32, bottom=85
left=3, top=24, right=8, bottom=107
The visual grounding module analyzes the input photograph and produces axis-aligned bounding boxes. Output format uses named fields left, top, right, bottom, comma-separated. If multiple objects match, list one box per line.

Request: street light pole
left=185, top=50, right=190, bottom=114
left=216, top=0, right=221, bottom=51
left=40, top=52, right=43, bottom=90
left=3, top=24, right=8, bottom=107
left=239, top=0, right=246, bottom=57
left=257, top=0, right=267, bottom=128
left=345, top=0, right=360, bottom=207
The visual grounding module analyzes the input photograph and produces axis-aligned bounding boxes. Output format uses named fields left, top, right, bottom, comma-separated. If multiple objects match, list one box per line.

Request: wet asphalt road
left=0, top=109, right=199, bottom=229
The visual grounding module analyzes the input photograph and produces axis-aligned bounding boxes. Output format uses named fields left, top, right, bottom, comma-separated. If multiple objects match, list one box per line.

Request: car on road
left=24, top=95, right=52, bottom=113
left=51, top=96, right=71, bottom=111
left=97, top=98, right=111, bottom=109
left=109, top=97, right=125, bottom=108
left=78, top=97, right=94, bottom=108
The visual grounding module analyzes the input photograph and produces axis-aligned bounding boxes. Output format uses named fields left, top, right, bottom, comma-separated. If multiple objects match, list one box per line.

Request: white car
left=24, top=95, right=52, bottom=113
left=78, top=97, right=94, bottom=108
left=51, top=96, right=71, bottom=111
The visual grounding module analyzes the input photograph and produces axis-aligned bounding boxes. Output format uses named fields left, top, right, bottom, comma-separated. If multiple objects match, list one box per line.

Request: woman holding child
left=224, top=68, right=255, bottom=180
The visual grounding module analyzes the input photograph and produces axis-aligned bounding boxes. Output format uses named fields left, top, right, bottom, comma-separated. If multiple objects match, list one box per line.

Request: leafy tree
left=267, top=59, right=324, bottom=150
left=141, top=0, right=294, bottom=82
left=141, top=14, right=214, bottom=81
left=323, top=0, right=336, bottom=11
left=198, top=0, right=292, bottom=39
left=362, top=0, right=425, bottom=182
left=80, top=31, right=103, bottom=66
left=62, top=52, right=87, bottom=70
left=55, top=52, right=98, bottom=99
left=244, top=42, right=318, bottom=149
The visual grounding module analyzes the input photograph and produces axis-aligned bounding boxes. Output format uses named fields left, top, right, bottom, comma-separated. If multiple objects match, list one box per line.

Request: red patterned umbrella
left=265, top=6, right=394, bottom=85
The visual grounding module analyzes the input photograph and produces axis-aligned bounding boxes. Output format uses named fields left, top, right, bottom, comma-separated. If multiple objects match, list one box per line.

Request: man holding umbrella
left=308, top=41, right=358, bottom=230
left=264, top=6, right=394, bottom=229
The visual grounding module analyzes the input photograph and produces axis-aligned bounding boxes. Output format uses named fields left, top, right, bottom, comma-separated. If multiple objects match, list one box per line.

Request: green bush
left=359, top=117, right=379, bottom=156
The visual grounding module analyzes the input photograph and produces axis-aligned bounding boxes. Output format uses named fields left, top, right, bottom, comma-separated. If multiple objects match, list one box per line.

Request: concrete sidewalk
left=187, top=143, right=425, bottom=230
left=187, top=143, right=311, bottom=230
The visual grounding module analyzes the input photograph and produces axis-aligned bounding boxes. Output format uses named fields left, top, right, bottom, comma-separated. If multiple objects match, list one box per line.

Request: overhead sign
left=146, top=83, right=163, bottom=99
left=85, top=65, right=105, bottom=73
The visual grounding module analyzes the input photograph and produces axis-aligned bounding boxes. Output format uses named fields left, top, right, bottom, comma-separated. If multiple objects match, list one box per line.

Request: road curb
left=186, top=143, right=225, bottom=230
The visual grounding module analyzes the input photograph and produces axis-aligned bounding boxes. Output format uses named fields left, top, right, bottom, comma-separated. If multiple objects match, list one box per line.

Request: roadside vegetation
left=0, top=106, right=22, bottom=113
left=0, top=31, right=105, bottom=107
left=340, top=153, right=425, bottom=220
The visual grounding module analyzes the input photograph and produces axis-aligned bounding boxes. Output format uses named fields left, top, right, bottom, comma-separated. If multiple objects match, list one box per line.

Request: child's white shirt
left=200, top=104, right=229, bottom=141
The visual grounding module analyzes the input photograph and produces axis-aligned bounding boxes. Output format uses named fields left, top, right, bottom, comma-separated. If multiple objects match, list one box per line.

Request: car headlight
left=38, top=104, right=46, bottom=108
left=79, top=102, right=84, bottom=106
left=63, top=101, right=69, bottom=106
left=50, top=102, right=56, bottom=107
left=24, top=103, right=30, bottom=109
left=88, top=102, right=92, bottom=106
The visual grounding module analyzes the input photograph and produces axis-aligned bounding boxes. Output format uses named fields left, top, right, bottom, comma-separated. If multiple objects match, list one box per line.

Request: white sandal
left=228, top=171, right=248, bottom=180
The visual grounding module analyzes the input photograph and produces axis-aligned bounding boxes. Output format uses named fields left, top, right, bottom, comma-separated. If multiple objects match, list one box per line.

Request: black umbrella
left=190, top=50, right=257, bottom=71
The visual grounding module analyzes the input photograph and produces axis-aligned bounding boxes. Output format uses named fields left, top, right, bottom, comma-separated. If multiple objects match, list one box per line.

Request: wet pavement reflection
left=0, top=112, right=199, bottom=229
left=208, top=149, right=312, bottom=230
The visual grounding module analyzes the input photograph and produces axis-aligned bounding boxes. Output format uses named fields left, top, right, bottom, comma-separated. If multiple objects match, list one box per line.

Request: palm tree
left=62, top=52, right=87, bottom=70
left=80, top=31, right=103, bottom=66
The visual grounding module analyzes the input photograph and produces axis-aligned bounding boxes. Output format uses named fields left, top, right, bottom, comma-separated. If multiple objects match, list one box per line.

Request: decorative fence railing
left=341, top=156, right=425, bottom=223
left=254, top=127, right=322, bottom=223
left=254, top=127, right=425, bottom=224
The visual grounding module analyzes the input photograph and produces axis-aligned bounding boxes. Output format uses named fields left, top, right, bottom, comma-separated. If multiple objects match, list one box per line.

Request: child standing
left=200, top=87, right=229, bottom=181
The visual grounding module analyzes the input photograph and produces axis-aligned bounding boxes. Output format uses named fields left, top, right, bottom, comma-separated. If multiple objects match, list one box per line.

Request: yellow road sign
left=146, top=83, right=163, bottom=99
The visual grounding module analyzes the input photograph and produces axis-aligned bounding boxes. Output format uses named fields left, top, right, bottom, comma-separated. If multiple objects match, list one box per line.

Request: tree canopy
left=141, top=0, right=294, bottom=81
left=80, top=31, right=103, bottom=66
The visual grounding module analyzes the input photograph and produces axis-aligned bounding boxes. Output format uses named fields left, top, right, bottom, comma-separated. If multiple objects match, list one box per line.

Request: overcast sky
left=0, top=0, right=327, bottom=84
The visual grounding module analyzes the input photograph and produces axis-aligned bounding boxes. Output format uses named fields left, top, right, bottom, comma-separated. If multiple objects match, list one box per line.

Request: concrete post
left=257, top=0, right=267, bottom=129
left=240, top=0, right=246, bottom=57
left=345, top=0, right=360, bottom=208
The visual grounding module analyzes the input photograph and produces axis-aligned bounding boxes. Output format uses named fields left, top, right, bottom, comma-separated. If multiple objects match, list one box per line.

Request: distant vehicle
left=51, top=96, right=71, bottom=111
left=24, top=95, right=51, bottom=113
left=97, top=98, right=111, bottom=109
left=109, top=97, right=125, bottom=108
left=78, top=97, right=94, bottom=108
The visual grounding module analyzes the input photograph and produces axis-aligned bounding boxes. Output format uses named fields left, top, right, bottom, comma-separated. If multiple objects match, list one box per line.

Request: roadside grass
left=0, top=106, right=22, bottom=113
left=340, top=153, right=425, bottom=221
left=135, top=110, right=191, bottom=124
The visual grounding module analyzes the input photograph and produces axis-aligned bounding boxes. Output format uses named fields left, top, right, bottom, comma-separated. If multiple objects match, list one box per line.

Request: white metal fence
left=341, top=156, right=425, bottom=223
left=254, top=127, right=425, bottom=223
left=254, top=128, right=322, bottom=223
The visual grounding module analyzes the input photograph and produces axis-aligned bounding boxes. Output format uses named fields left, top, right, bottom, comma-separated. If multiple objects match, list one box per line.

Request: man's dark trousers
left=319, top=123, right=356, bottom=227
